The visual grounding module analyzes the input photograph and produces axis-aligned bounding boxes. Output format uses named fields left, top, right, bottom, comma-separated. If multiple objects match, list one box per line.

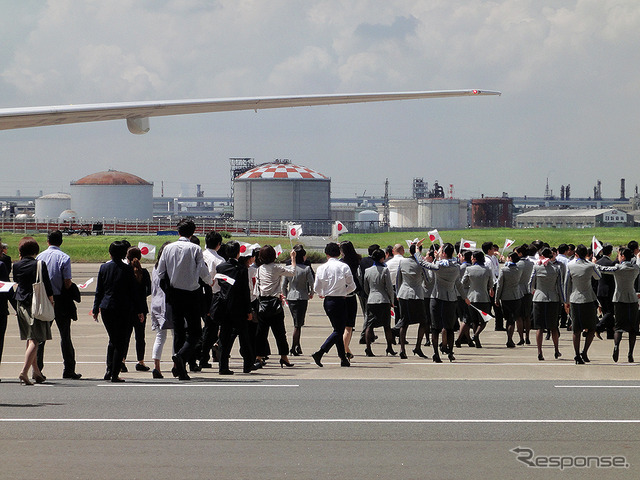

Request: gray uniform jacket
left=517, top=257, right=535, bottom=297
left=495, top=263, right=523, bottom=301
left=396, top=257, right=429, bottom=300
left=363, top=264, right=394, bottom=305
left=597, top=261, right=640, bottom=303
left=461, top=264, right=493, bottom=303
left=531, top=262, right=564, bottom=303
left=282, top=264, right=315, bottom=301
left=431, top=259, right=464, bottom=302
left=564, top=259, right=601, bottom=304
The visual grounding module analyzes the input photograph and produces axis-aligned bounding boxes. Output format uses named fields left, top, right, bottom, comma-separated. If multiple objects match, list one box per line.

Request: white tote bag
left=31, top=260, right=55, bottom=322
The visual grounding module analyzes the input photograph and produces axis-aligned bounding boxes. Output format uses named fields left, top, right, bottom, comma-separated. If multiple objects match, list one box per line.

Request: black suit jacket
left=216, top=258, right=251, bottom=323
left=596, top=256, right=616, bottom=298
left=93, top=260, right=139, bottom=315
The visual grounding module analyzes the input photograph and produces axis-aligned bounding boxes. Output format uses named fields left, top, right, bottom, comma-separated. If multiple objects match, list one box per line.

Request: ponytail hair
left=127, top=246, right=143, bottom=283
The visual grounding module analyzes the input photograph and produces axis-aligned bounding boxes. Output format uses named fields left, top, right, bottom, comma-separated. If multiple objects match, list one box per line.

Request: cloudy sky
left=2, top=0, right=639, bottom=201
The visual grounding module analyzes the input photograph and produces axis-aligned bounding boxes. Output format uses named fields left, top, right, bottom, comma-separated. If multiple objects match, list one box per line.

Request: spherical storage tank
left=35, top=193, right=71, bottom=220
left=233, top=162, right=330, bottom=221
left=70, top=170, right=153, bottom=221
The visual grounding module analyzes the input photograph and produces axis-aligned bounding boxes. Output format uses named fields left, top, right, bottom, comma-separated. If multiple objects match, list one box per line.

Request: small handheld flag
left=0, top=281, right=16, bottom=293
left=335, top=221, right=348, bottom=235
left=138, top=242, right=157, bottom=260
left=274, top=244, right=283, bottom=257
left=501, top=238, right=515, bottom=254
left=427, top=229, right=442, bottom=245
left=592, top=236, right=603, bottom=256
left=288, top=224, right=302, bottom=239
left=78, top=278, right=94, bottom=290
left=460, top=238, right=477, bottom=250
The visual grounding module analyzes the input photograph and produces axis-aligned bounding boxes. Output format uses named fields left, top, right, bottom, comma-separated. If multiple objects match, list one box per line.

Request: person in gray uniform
left=596, top=247, right=640, bottom=363
left=495, top=252, right=524, bottom=348
left=362, top=249, right=396, bottom=357
left=282, top=245, right=315, bottom=357
left=564, top=244, right=601, bottom=364
left=461, top=251, right=494, bottom=349
left=531, top=247, right=564, bottom=361
left=515, top=245, right=535, bottom=346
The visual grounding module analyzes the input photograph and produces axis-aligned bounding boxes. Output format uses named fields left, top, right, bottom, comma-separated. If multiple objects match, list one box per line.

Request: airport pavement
left=1, top=263, right=640, bottom=479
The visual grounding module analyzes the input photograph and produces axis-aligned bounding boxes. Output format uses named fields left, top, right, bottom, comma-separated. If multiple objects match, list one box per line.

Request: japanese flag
left=502, top=238, right=515, bottom=253
left=288, top=224, right=303, bottom=239
left=406, top=238, right=419, bottom=248
left=592, top=236, right=603, bottom=256
left=460, top=238, right=477, bottom=250
left=471, top=304, right=495, bottom=322
left=138, top=242, right=156, bottom=260
left=427, top=229, right=442, bottom=244
left=78, top=278, right=94, bottom=290
left=239, top=242, right=252, bottom=255
left=335, top=221, right=348, bottom=235
left=274, top=244, right=283, bottom=257
left=0, top=281, right=16, bottom=293
left=214, top=273, right=236, bottom=286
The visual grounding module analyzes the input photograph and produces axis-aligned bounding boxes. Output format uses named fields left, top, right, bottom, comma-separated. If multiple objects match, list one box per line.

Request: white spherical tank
left=70, top=170, right=153, bottom=221
left=35, top=193, right=71, bottom=220
left=357, top=210, right=379, bottom=222
left=59, top=209, right=78, bottom=221
left=233, top=162, right=330, bottom=221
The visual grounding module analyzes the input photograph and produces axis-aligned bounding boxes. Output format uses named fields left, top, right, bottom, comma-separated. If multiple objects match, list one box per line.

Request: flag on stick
left=427, top=229, right=442, bottom=245
left=138, top=242, right=156, bottom=260
left=288, top=224, right=302, bottom=239
left=470, top=304, right=495, bottom=323
left=334, top=221, right=348, bottom=235
left=592, top=236, right=603, bottom=256
left=274, top=244, right=283, bottom=257
left=0, top=281, right=16, bottom=293
left=460, top=238, right=477, bottom=250
left=78, top=278, right=94, bottom=290
left=501, top=238, right=515, bottom=254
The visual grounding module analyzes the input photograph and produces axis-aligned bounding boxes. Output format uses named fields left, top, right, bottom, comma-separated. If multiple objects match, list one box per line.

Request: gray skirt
left=17, top=301, right=52, bottom=343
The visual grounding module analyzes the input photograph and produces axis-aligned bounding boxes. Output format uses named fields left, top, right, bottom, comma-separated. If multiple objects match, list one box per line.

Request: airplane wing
left=0, top=89, right=500, bottom=134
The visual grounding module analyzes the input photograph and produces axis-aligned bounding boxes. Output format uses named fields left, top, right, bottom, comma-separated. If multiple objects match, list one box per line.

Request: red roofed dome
left=72, top=170, right=152, bottom=186
left=236, top=162, right=328, bottom=180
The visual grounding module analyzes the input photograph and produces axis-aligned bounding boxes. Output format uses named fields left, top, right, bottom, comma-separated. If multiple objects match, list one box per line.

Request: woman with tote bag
left=12, top=237, right=54, bottom=385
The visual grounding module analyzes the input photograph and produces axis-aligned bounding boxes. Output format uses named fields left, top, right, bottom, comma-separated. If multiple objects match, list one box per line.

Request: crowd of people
left=1, top=225, right=639, bottom=383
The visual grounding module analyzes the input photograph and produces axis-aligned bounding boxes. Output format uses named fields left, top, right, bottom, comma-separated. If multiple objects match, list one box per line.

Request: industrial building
left=471, top=197, right=513, bottom=227
left=233, top=160, right=331, bottom=222
left=388, top=198, right=467, bottom=229
left=34, top=193, right=71, bottom=220
left=70, top=170, right=154, bottom=221
left=515, top=208, right=634, bottom=229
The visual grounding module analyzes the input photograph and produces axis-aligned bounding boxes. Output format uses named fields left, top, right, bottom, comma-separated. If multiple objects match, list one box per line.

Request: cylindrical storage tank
left=35, top=193, right=71, bottom=220
left=357, top=210, right=379, bottom=222
left=233, top=162, right=330, bottom=221
left=70, top=170, right=153, bottom=221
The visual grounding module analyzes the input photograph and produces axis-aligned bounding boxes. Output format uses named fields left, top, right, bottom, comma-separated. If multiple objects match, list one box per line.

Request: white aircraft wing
left=0, top=89, right=500, bottom=134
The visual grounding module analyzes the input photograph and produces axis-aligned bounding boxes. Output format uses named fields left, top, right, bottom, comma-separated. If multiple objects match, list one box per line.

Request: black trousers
left=319, top=296, right=347, bottom=359
left=255, top=299, right=289, bottom=357
left=0, top=310, right=6, bottom=365
left=124, top=314, right=147, bottom=362
left=169, top=288, right=203, bottom=363
left=101, top=309, right=128, bottom=379
left=200, top=308, right=219, bottom=363
left=37, top=299, right=77, bottom=374
left=218, top=318, right=254, bottom=372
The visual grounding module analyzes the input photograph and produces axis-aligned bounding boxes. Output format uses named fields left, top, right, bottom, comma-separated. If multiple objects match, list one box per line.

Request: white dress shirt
left=202, top=247, right=225, bottom=293
left=314, top=257, right=356, bottom=297
left=156, top=237, right=211, bottom=291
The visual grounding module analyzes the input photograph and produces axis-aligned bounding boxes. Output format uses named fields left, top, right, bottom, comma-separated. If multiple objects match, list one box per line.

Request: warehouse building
left=515, top=208, right=634, bottom=229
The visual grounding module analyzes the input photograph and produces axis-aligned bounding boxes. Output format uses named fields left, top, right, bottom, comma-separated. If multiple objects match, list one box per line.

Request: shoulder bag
left=31, top=260, right=55, bottom=323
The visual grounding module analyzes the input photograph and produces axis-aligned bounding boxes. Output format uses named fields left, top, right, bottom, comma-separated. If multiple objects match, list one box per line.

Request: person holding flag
left=461, top=251, right=494, bottom=348
left=531, top=247, right=564, bottom=361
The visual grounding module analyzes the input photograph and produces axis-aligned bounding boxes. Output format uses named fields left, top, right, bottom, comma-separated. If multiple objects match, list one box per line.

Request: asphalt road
left=1, top=263, right=640, bottom=479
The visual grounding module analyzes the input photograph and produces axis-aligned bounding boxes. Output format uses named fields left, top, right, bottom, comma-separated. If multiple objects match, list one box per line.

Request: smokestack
left=620, top=178, right=626, bottom=200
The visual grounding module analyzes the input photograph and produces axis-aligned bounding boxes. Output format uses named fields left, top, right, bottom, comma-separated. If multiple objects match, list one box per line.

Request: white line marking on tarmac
left=96, top=383, right=299, bottom=388
left=555, top=385, right=640, bottom=389
left=1, top=418, right=640, bottom=424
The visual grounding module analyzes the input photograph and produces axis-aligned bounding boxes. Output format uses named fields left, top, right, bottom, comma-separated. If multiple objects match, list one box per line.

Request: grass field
left=1, top=227, right=639, bottom=262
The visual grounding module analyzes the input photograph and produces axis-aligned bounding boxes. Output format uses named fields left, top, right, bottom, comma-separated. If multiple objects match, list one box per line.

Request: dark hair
left=620, top=248, right=633, bottom=262
left=205, top=231, right=223, bottom=250
left=256, top=245, right=277, bottom=266
left=385, top=245, right=394, bottom=257
left=225, top=241, right=240, bottom=259
left=121, top=239, right=131, bottom=250
left=516, top=245, right=527, bottom=256
left=558, top=243, right=568, bottom=254
left=602, top=244, right=613, bottom=256
left=47, top=230, right=63, bottom=247
left=527, top=245, right=538, bottom=257
left=372, top=249, right=385, bottom=263
left=155, top=241, right=171, bottom=268
left=463, top=251, right=473, bottom=263
left=293, top=244, right=306, bottom=264
left=442, top=243, right=455, bottom=258
left=627, top=240, right=639, bottom=252
left=508, top=252, right=519, bottom=263
left=190, top=235, right=200, bottom=246
left=481, top=241, right=493, bottom=254
left=177, top=219, right=196, bottom=238
left=325, top=242, right=341, bottom=258
left=472, top=251, right=485, bottom=265
left=109, top=241, right=128, bottom=260
left=575, top=244, right=588, bottom=259
left=540, top=247, right=553, bottom=259
left=367, top=244, right=380, bottom=256
left=340, top=240, right=361, bottom=269
left=18, top=236, right=39, bottom=257
left=127, top=247, right=143, bottom=282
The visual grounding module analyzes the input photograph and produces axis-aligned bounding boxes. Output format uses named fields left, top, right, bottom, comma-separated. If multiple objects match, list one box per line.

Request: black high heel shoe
left=346, top=352, right=354, bottom=360
left=574, top=355, right=585, bottom=365
left=385, top=347, right=397, bottom=356
left=580, top=351, right=590, bottom=363
left=412, top=348, right=428, bottom=358
left=399, top=351, right=407, bottom=359
left=279, top=358, right=294, bottom=368
left=290, top=348, right=301, bottom=357
left=448, top=352, right=455, bottom=362
left=554, top=351, right=562, bottom=359
left=432, top=354, right=442, bottom=363
left=364, top=348, right=375, bottom=357
left=538, top=353, right=544, bottom=361
left=629, top=353, right=635, bottom=363
left=613, top=345, right=619, bottom=363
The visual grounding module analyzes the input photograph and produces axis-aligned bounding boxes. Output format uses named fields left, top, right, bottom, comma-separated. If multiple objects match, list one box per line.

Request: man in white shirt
left=311, top=243, right=356, bottom=367
left=200, top=231, right=225, bottom=367
left=156, top=219, right=211, bottom=380
left=384, top=244, right=405, bottom=336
